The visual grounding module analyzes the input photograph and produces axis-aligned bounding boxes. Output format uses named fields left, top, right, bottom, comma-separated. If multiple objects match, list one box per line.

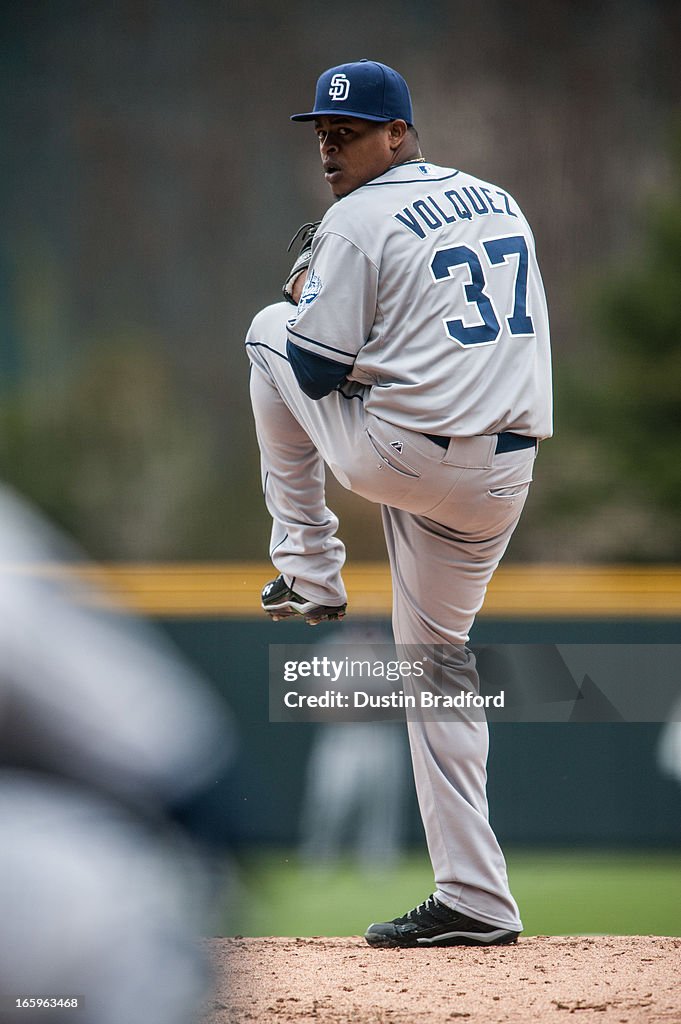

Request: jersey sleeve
left=286, top=230, right=379, bottom=377
left=285, top=341, right=350, bottom=400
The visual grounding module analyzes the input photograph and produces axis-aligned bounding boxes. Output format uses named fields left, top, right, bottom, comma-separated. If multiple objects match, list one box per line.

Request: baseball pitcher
left=245, top=59, right=552, bottom=948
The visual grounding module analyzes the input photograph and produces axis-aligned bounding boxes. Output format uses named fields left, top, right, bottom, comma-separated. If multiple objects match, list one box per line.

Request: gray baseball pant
left=247, top=322, right=535, bottom=931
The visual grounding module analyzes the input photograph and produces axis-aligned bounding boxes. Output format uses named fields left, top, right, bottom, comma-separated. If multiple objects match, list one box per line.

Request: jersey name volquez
left=287, top=161, right=553, bottom=440
left=394, top=179, right=519, bottom=238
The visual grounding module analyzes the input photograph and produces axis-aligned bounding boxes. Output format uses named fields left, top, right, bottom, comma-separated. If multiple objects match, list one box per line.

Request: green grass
left=222, top=848, right=681, bottom=937
left=508, top=849, right=681, bottom=936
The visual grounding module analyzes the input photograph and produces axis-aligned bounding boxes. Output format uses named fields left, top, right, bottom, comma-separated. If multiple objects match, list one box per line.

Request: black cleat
left=261, top=574, right=346, bottom=626
left=364, top=894, right=520, bottom=948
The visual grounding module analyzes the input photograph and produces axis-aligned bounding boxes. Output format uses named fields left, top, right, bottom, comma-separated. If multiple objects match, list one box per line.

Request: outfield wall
left=30, top=563, right=681, bottom=847
left=156, top=610, right=681, bottom=849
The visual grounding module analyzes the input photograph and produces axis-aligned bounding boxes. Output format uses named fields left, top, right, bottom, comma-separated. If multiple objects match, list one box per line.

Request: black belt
left=423, top=431, right=537, bottom=454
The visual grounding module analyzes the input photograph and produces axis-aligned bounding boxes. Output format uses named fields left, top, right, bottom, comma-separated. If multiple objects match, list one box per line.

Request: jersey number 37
left=430, top=234, right=534, bottom=347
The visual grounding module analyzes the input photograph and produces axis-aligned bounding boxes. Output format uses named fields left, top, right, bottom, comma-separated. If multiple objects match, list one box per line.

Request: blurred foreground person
left=0, top=485, right=234, bottom=1024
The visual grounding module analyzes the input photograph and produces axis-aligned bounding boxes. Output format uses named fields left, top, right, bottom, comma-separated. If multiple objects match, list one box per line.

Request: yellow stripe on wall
left=5, top=562, right=681, bottom=618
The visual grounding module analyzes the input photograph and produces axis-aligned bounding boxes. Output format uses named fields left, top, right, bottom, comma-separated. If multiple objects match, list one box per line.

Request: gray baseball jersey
left=287, top=161, right=552, bottom=439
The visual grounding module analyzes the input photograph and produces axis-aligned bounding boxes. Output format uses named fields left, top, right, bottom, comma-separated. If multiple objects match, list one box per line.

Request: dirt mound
left=201, top=935, right=679, bottom=1023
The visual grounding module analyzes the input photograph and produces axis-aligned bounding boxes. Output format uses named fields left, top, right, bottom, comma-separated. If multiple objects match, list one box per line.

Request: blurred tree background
left=1, top=0, right=679, bottom=561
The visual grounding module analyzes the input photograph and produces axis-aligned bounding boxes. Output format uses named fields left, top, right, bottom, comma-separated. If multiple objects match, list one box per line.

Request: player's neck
left=390, top=141, right=423, bottom=169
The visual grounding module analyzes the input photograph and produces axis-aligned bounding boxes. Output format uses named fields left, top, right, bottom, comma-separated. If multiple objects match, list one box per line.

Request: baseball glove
left=282, top=220, right=320, bottom=305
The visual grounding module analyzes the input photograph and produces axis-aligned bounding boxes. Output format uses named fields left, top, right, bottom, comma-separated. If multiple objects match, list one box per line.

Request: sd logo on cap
left=291, top=59, right=414, bottom=125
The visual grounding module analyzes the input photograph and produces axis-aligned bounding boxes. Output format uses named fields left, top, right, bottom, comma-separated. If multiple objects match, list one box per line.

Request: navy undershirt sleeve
left=286, top=339, right=350, bottom=400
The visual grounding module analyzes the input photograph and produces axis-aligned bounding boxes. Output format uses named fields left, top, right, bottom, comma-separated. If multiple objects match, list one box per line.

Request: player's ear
left=387, top=119, right=408, bottom=149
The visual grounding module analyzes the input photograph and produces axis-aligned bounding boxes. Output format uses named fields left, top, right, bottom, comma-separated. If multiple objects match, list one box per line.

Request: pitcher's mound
left=202, top=934, right=680, bottom=1023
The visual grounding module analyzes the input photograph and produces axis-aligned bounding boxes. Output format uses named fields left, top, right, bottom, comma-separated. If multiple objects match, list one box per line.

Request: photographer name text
left=282, top=689, right=505, bottom=709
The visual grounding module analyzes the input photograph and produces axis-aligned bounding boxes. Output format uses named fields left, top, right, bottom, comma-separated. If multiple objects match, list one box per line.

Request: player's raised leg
left=248, top=339, right=348, bottom=619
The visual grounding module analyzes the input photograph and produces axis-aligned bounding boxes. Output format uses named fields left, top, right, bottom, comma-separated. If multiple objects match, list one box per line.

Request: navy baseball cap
left=291, top=59, right=413, bottom=125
